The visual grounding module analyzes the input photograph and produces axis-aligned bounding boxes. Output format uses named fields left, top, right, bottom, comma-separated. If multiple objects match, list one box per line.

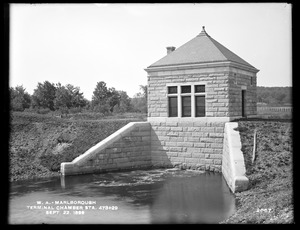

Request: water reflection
left=9, top=169, right=236, bottom=224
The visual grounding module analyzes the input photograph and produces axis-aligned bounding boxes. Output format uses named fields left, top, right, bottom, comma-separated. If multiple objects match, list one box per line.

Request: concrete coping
left=225, top=122, right=249, bottom=192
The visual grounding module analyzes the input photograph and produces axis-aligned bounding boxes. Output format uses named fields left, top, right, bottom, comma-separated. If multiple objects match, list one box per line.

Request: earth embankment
left=9, top=112, right=145, bottom=181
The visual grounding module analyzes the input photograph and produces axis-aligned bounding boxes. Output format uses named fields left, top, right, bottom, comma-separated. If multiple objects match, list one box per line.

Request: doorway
left=242, top=90, right=246, bottom=117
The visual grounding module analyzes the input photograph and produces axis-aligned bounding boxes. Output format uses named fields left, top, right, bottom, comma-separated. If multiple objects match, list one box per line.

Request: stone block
left=192, top=132, right=209, bottom=137
left=170, top=127, right=183, bottom=132
left=192, top=152, right=205, bottom=158
left=205, top=159, right=214, bottom=164
left=166, top=132, right=179, bottom=137
left=178, top=152, right=192, bottom=158
left=170, top=157, right=185, bottom=162
left=169, top=137, right=184, bottom=142
left=200, top=138, right=214, bottom=143
left=169, top=147, right=183, bottom=152
left=178, top=132, right=193, bottom=137
left=201, top=127, right=215, bottom=132
left=210, top=154, right=222, bottom=159
left=186, top=147, right=201, bottom=153
left=194, top=143, right=206, bottom=148
left=157, top=126, right=171, bottom=131
left=167, top=152, right=178, bottom=157
left=209, top=133, right=224, bottom=138
left=176, top=142, right=194, bottom=147
left=184, top=158, right=198, bottom=163
left=166, top=122, right=178, bottom=127
left=165, top=142, right=178, bottom=147
left=187, top=127, right=201, bottom=132
left=214, top=159, right=222, bottom=165
left=151, top=140, right=165, bottom=146
left=185, top=137, right=200, bottom=142
left=203, top=148, right=214, bottom=154
left=211, top=143, right=223, bottom=148
left=193, top=122, right=207, bottom=127
left=178, top=122, right=194, bottom=127
left=215, top=127, right=224, bottom=133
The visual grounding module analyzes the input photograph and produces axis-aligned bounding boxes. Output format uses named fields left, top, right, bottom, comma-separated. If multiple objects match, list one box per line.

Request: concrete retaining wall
left=61, top=122, right=151, bottom=176
left=222, top=122, right=249, bottom=193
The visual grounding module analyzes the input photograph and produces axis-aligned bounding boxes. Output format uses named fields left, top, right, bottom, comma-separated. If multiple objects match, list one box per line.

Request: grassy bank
left=9, top=112, right=146, bottom=182
left=222, top=119, right=293, bottom=224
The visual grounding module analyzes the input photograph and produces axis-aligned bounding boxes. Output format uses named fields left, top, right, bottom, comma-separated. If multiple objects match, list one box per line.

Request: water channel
left=9, top=169, right=236, bottom=224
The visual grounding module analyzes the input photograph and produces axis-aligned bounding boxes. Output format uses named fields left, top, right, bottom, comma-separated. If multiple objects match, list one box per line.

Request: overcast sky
left=9, top=3, right=292, bottom=100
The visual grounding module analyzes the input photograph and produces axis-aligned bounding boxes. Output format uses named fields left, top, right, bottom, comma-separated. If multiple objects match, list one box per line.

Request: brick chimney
left=166, top=46, right=176, bottom=55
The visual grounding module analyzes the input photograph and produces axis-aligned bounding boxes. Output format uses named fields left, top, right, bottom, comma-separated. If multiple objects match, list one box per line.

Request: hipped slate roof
left=148, top=27, right=257, bottom=70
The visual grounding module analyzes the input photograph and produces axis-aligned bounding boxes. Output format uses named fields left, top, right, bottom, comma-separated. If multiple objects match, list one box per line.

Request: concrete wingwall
left=222, top=122, right=249, bottom=193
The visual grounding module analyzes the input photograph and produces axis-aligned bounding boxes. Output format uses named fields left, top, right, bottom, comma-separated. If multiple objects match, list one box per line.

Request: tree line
left=10, top=83, right=292, bottom=114
left=257, top=86, right=292, bottom=106
left=10, top=81, right=147, bottom=114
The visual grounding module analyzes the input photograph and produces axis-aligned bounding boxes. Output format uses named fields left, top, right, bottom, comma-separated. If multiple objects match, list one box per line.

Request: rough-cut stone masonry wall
left=150, top=121, right=226, bottom=172
left=228, top=73, right=257, bottom=117
left=61, top=122, right=151, bottom=176
left=148, top=73, right=230, bottom=118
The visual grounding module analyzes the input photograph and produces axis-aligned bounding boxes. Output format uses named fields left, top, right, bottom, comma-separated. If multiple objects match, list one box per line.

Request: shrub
left=36, top=108, right=51, bottom=114
left=69, top=107, right=82, bottom=114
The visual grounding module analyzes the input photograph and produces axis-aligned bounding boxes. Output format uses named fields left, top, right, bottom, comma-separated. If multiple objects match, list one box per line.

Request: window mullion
left=191, top=85, right=195, bottom=118
left=178, top=85, right=182, bottom=118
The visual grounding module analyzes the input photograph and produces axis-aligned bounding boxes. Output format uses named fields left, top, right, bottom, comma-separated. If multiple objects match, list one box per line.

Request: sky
left=9, top=3, right=292, bottom=100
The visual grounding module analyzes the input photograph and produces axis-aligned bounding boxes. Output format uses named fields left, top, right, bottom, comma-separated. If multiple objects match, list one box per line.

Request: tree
left=54, top=83, right=87, bottom=109
left=67, top=84, right=86, bottom=108
left=91, top=81, right=111, bottom=114
left=10, top=85, right=31, bottom=111
left=32, top=81, right=57, bottom=110
left=92, top=81, right=109, bottom=105
left=54, top=83, right=72, bottom=110
left=91, top=81, right=122, bottom=114
left=257, top=86, right=292, bottom=106
left=131, top=85, right=147, bottom=113
left=113, top=91, right=132, bottom=113
left=106, top=87, right=121, bottom=113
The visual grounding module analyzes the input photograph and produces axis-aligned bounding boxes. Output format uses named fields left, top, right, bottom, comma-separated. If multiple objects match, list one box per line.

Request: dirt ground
left=222, top=119, right=293, bottom=224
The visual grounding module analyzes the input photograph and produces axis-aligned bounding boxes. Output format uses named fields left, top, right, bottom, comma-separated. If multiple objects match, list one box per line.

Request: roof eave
left=145, top=61, right=259, bottom=74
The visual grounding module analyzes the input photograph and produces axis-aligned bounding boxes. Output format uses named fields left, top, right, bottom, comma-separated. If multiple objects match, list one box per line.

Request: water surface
left=9, top=169, right=236, bottom=224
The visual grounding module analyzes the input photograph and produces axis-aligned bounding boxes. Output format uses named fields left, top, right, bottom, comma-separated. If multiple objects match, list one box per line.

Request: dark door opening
left=242, top=90, right=246, bottom=117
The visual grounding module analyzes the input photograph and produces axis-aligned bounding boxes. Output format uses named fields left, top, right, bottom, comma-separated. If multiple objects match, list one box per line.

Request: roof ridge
left=207, top=36, right=255, bottom=68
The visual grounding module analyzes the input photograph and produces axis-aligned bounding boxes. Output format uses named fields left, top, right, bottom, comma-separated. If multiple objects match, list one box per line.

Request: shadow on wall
left=150, top=128, right=175, bottom=169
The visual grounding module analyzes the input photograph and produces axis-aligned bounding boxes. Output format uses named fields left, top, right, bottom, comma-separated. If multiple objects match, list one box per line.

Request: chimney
left=166, top=46, right=176, bottom=55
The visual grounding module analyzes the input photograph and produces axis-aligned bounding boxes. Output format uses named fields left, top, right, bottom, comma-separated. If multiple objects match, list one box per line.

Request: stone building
left=144, top=27, right=259, bottom=171
left=61, top=27, right=258, bottom=178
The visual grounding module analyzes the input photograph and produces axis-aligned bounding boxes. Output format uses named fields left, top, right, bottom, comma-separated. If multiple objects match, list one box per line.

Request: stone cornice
left=145, top=61, right=259, bottom=74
